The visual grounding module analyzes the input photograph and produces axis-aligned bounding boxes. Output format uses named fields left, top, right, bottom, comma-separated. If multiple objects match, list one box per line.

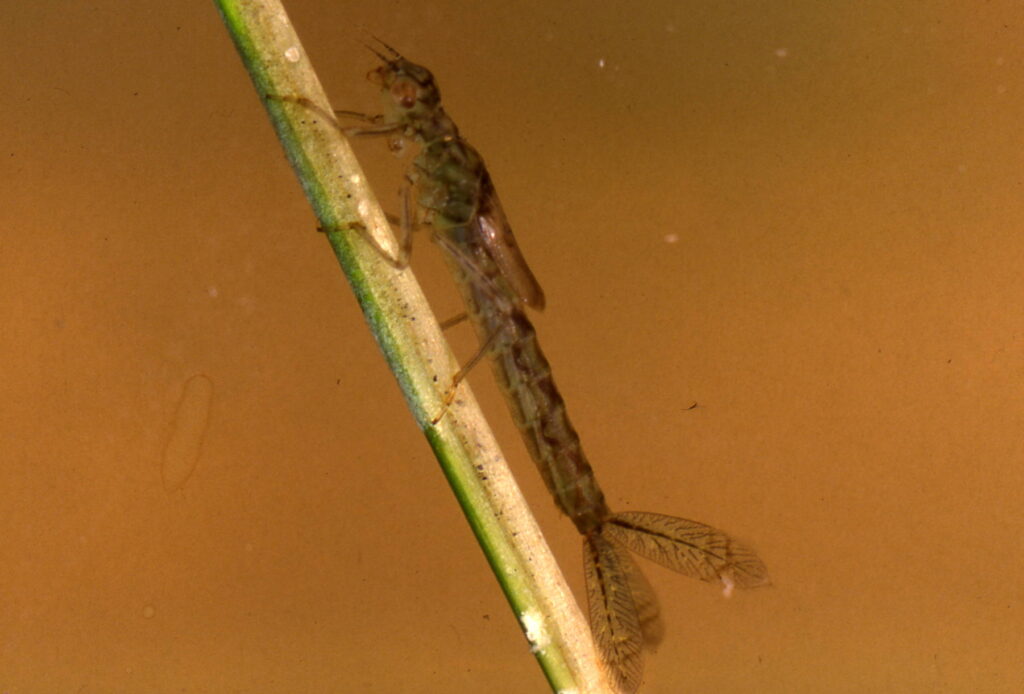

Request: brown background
left=3, top=1, right=1023, bottom=692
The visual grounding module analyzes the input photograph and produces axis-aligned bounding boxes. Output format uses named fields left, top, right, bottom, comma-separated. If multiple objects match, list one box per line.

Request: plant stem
left=213, top=1, right=608, bottom=691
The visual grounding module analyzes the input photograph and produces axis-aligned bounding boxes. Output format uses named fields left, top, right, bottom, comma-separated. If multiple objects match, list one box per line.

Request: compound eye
left=391, top=77, right=418, bottom=109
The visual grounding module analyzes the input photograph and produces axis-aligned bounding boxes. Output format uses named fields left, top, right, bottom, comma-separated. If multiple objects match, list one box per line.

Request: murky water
left=2, top=2, right=1022, bottom=692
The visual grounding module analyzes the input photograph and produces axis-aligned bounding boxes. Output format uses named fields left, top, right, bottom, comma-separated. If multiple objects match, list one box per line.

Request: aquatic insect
left=297, top=42, right=769, bottom=692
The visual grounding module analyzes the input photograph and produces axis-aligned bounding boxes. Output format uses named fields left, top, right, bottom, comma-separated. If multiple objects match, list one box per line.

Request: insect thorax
left=415, top=137, right=487, bottom=228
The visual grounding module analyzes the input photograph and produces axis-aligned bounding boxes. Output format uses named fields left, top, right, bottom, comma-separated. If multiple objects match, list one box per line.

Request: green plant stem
left=213, top=1, right=608, bottom=691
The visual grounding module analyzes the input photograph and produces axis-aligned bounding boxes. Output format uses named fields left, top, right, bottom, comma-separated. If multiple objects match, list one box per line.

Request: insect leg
left=438, top=312, right=469, bottom=330
left=428, top=232, right=520, bottom=425
left=265, top=93, right=420, bottom=268
left=430, top=324, right=506, bottom=425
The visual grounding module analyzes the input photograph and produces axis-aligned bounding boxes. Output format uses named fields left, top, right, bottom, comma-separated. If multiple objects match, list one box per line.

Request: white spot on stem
left=519, top=610, right=549, bottom=653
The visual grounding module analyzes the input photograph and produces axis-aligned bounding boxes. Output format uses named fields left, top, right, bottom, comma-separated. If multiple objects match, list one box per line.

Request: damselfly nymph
left=279, top=41, right=769, bottom=693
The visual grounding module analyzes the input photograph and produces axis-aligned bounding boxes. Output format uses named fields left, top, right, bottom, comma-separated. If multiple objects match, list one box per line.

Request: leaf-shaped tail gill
left=603, top=511, right=769, bottom=590
left=619, top=540, right=664, bottom=649
left=582, top=532, right=644, bottom=694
